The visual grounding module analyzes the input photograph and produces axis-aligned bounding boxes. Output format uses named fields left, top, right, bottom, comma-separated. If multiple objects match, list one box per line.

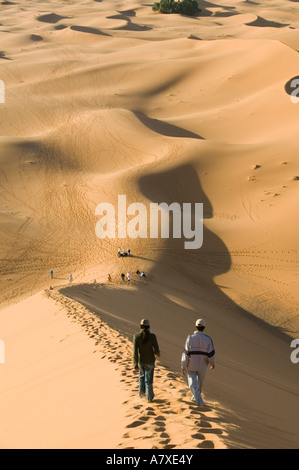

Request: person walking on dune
left=133, top=319, right=160, bottom=402
left=181, top=319, right=215, bottom=407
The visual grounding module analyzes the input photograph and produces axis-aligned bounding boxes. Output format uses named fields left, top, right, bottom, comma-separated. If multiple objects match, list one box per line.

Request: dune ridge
left=0, top=0, right=298, bottom=449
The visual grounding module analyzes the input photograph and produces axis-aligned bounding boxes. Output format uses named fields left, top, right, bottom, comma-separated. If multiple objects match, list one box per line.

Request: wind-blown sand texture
left=0, top=0, right=298, bottom=449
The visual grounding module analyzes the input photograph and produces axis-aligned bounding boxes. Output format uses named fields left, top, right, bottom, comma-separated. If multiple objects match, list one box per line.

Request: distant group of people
left=49, top=264, right=145, bottom=287
left=136, top=270, right=146, bottom=278
left=133, top=318, right=215, bottom=406
left=117, top=246, right=146, bottom=282
left=118, top=248, right=131, bottom=257
left=49, top=269, right=72, bottom=283
left=120, top=270, right=146, bottom=282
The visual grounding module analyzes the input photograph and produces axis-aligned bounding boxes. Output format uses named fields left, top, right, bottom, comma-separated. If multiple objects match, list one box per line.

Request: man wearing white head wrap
left=181, top=319, right=215, bottom=406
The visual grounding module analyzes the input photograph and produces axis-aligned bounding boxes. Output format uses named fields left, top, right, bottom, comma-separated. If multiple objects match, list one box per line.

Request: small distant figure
left=127, top=272, right=130, bottom=282
left=108, top=274, right=112, bottom=282
left=136, top=270, right=146, bottom=278
left=69, top=274, right=73, bottom=283
left=118, top=248, right=121, bottom=257
left=122, top=248, right=126, bottom=257
left=50, top=269, right=53, bottom=279
left=127, top=248, right=131, bottom=256
left=93, top=279, right=97, bottom=284
left=121, top=273, right=125, bottom=281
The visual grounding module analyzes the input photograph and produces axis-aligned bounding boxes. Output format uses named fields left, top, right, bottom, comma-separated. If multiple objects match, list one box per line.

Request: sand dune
left=0, top=0, right=298, bottom=449
left=0, top=289, right=229, bottom=449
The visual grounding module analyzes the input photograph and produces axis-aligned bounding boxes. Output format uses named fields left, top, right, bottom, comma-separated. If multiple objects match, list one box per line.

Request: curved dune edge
left=0, top=0, right=298, bottom=450
left=48, top=287, right=232, bottom=450
left=0, top=287, right=231, bottom=449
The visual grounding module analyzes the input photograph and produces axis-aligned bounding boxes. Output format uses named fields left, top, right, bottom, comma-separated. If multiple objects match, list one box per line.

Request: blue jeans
left=139, top=363, right=155, bottom=402
left=187, top=370, right=205, bottom=406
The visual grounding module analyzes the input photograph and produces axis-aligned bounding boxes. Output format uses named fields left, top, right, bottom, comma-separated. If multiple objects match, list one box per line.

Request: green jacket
left=133, top=330, right=160, bottom=368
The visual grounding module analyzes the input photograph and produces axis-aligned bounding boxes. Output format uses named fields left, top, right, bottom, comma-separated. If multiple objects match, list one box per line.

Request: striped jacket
left=181, top=331, right=215, bottom=372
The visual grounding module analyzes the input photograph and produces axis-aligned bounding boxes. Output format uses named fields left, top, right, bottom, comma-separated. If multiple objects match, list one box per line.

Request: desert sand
left=0, top=0, right=298, bottom=450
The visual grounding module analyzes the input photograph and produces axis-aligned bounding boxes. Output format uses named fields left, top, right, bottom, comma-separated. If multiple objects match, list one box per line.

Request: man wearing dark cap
left=133, top=319, right=160, bottom=402
left=181, top=319, right=215, bottom=406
